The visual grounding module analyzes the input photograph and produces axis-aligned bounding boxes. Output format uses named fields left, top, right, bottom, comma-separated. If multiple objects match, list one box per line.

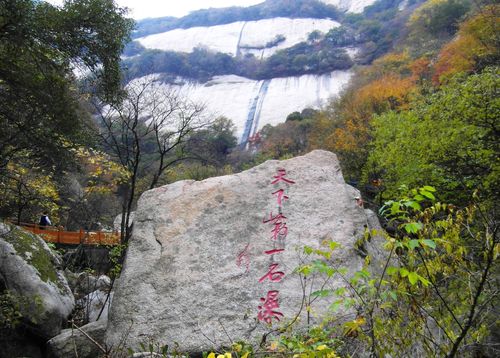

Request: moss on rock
left=1, top=225, right=60, bottom=289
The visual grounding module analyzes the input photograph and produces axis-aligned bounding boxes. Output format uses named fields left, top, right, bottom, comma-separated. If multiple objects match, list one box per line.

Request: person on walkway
left=39, top=212, right=52, bottom=229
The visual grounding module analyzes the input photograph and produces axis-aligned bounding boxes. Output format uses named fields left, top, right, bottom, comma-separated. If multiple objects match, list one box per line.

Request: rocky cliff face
left=132, top=14, right=354, bottom=141
left=137, top=18, right=341, bottom=58
left=322, top=0, right=377, bottom=13
left=134, top=70, right=352, bottom=141
left=105, top=150, right=382, bottom=353
left=127, top=0, right=386, bottom=141
left=0, top=224, right=74, bottom=339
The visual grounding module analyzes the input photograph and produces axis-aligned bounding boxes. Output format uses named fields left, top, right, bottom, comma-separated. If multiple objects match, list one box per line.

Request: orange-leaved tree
left=308, top=70, right=417, bottom=180
left=433, top=4, right=500, bottom=83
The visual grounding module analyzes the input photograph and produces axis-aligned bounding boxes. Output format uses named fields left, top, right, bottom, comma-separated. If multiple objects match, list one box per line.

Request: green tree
left=0, top=0, right=133, bottom=170
left=95, top=77, right=208, bottom=242
left=307, top=30, right=323, bottom=43
left=407, top=0, right=471, bottom=54
left=59, top=147, right=129, bottom=230
left=185, top=117, right=238, bottom=167
left=366, top=189, right=499, bottom=357
left=259, top=119, right=313, bottom=159
left=366, top=67, right=499, bottom=205
left=286, top=111, right=303, bottom=122
left=409, top=0, right=471, bottom=36
left=298, top=187, right=499, bottom=357
left=0, top=160, right=59, bottom=224
left=325, top=26, right=353, bottom=46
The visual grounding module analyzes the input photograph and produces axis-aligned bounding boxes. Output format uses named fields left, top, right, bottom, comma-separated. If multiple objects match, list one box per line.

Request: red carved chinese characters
left=258, top=263, right=285, bottom=283
left=272, top=189, right=289, bottom=207
left=263, top=212, right=288, bottom=240
left=262, top=212, right=287, bottom=224
left=270, top=221, right=288, bottom=240
left=236, top=243, right=251, bottom=273
left=258, top=290, right=284, bottom=324
left=264, top=248, right=285, bottom=255
left=271, top=169, right=296, bottom=185
left=257, top=168, right=296, bottom=324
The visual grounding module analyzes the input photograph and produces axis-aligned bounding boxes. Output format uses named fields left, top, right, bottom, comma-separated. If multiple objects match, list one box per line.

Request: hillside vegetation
left=123, top=0, right=423, bottom=81
left=0, top=0, right=498, bottom=356
left=253, top=0, right=498, bottom=206
left=233, top=2, right=499, bottom=355
left=132, top=0, right=342, bottom=39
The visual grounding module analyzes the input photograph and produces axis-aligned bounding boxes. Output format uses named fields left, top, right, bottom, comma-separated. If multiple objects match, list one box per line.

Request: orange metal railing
left=11, top=222, right=121, bottom=246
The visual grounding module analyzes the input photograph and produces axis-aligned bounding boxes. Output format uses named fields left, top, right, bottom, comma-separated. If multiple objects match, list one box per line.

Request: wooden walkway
left=16, top=222, right=121, bottom=246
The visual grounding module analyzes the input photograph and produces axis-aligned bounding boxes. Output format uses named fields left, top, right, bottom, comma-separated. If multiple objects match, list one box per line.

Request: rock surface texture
left=78, top=289, right=113, bottom=323
left=137, top=18, right=340, bottom=57
left=106, top=150, right=380, bottom=353
left=0, top=223, right=75, bottom=339
left=130, top=71, right=352, bottom=142
left=46, top=320, right=107, bottom=358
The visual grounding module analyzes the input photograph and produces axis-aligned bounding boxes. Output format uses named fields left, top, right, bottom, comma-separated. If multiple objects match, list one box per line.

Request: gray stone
left=363, top=209, right=390, bottom=271
left=114, top=212, right=134, bottom=231
left=46, top=320, right=107, bottom=358
left=106, top=150, right=381, bottom=352
left=97, top=275, right=111, bottom=291
left=0, top=223, right=75, bottom=339
left=64, top=268, right=79, bottom=293
left=73, top=272, right=111, bottom=299
left=75, top=271, right=98, bottom=296
left=78, top=289, right=113, bottom=322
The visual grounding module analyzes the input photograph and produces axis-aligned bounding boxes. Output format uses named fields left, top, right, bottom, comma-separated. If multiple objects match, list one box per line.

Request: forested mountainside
left=253, top=0, right=499, bottom=204
left=132, top=0, right=351, bottom=39
left=232, top=4, right=499, bottom=353
left=122, top=0, right=423, bottom=141
left=125, top=0, right=419, bottom=80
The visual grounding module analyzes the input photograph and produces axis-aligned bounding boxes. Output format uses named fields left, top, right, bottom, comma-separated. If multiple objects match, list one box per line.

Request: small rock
left=96, top=275, right=111, bottom=291
left=46, top=320, right=107, bottom=358
left=75, top=271, right=98, bottom=297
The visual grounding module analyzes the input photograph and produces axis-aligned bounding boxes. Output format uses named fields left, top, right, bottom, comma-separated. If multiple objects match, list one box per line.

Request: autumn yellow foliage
left=369, top=51, right=412, bottom=78
left=354, top=74, right=415, bottom=113
left=308, top=72, right=416, bottom=177
left=72, top=147, right=130, bottom=194
left=433, top=5, right=499, bottom=83
left=1, top=161, right=60, bottom=223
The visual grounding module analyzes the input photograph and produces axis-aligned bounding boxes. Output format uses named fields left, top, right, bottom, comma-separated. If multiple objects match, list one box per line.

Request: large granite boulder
left=106, top=150, right=382, bottom=353
left=0, top=223, right=75, bottom=339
